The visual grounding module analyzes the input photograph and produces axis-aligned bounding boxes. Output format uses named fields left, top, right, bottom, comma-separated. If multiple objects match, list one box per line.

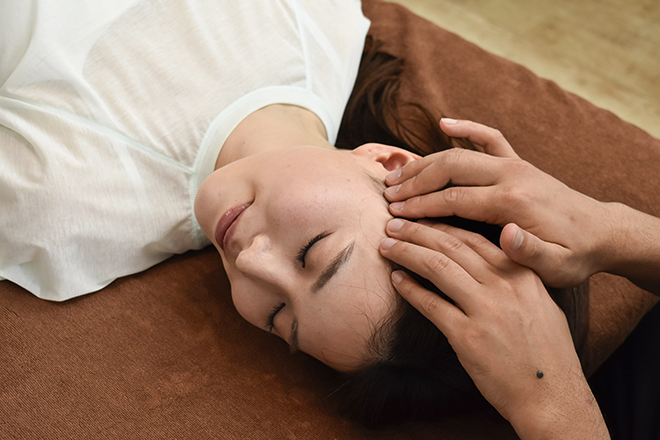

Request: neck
left=215, top=104, right=334, bottom=169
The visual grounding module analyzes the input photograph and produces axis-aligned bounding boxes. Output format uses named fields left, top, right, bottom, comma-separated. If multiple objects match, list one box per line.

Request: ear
left=351, top=143, right=421, bottom=172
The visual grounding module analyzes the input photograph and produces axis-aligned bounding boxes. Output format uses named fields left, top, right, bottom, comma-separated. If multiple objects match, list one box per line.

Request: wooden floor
left=388, top=0, right=660, bottom=138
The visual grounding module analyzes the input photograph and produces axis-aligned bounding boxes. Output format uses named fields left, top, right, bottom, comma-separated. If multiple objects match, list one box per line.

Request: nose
left=234, top=233, right=284, bottom=286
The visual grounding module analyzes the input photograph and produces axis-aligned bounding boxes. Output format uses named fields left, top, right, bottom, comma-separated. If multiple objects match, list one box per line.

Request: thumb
left=501, top=224, right=584, bottom=288
left=500, top=223, right=557, bottom=276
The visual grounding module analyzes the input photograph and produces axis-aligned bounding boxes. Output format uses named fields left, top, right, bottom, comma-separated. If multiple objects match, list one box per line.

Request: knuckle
left=499, top=278, right=518, bottom=297
left=437, top=234, right=463, bottom=253
left=463, top=230, right=488, bottom=248
left=425, top=253, right=450, bottom=274
left=461, top=325, right=486, bottom=350
left=464, top=232, right=496, bottom=255
left=407, top=173, right=424, bottom=194
left=422, top=294, right=441, bottom=315
left=508, top=159, right=534, bottom=178
left=404, top=194, right=442, bottom=218
left=499, top=185, right=528, bottom=209
left=477, top=294, right=499, bottom=314
left=490, top=128, right=505, bottom=142
left=443, top=148, right=465, bottom=167
left=493, top=254, right=515, bottom=271
left=442, top=186, right=464, bottom=206
left=429, top=221, right=449, bottom=232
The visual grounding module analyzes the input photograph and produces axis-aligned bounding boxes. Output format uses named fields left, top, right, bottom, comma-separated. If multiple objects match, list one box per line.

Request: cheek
left=228, top=280, right=267, bottom=331
left=194, top=177, right=220, bottom=235
left=195, top=166, right=255, bottom=235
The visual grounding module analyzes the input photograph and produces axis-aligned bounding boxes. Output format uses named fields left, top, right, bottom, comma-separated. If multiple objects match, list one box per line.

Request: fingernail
left=511, top=226, right=524, bottom=250
left=381, top=237, right=397, bottom=250
left=441, top=118, right=458, bottom=125
left=392, top=271, right=404, bottom=284
left=388, top=218, right=404, bottom=232
left=384, top=184, right=401, bottom=197
left=390, top=201, right=405, bottom=211
left=385, top=169, right=401, bottom=184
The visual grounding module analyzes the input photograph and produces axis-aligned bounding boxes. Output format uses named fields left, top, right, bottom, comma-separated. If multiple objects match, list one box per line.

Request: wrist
left=508, top=373, right=609, bottom=440
left=591, top=201, right=628, bottom=275
left=598, top=202, right=660, bottom=294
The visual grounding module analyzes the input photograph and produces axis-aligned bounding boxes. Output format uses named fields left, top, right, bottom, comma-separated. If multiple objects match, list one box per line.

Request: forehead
left=272, top=146, right=366, bottom=175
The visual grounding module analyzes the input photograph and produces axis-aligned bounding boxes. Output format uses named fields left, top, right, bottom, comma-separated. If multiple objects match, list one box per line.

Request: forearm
left=599, top=202, right=660, bottom=296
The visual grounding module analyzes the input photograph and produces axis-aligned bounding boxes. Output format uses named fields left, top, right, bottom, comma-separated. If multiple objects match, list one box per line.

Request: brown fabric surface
left=2, top=1, right=658, bottom=439
left=0, top=250, right=517, bottom=440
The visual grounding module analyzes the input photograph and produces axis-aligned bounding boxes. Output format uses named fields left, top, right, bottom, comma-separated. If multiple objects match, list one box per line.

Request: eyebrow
left=287, top=240, right=356, bottom=353
left=288, top=319, right=299, bottom=353
left=312, top=240, right=355, bottom=294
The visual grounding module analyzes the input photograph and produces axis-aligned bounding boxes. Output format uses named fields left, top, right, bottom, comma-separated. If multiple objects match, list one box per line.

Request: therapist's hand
left=383, top=119, right=614, bottom=288
left=379, top=219, right=610, bottom=439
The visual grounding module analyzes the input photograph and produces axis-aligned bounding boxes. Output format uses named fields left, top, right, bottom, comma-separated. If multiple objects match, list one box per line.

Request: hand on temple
left=379, top=220, right=610, bottom=439
left=384, top=119, right=660, bottom=295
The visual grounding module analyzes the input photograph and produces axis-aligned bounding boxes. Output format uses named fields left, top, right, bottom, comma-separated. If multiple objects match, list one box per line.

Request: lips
left=215, top=203, right=251, bottom=251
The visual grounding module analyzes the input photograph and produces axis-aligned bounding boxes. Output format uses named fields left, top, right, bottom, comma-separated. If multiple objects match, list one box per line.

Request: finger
left=439, top=119, right=519, bottom=159
left=384, top=148, right=504, bottom=203
left=391, top=270, right=467, bottom=337
left=500, top=223, right=575, bottom=287
left=389, top=186, right=505, bottom=226
left=386, top=219, right=503, bottom=279
left=380, top=237, right=480, bottom=309
left=384, top=151, right=437, bottom=186
left=420, top=221, right=508, bottom=269
left=384, top=155, right=450, bottom=201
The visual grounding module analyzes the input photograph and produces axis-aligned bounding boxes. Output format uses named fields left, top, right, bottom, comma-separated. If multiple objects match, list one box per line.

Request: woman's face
left=195, top=144, right=418, bottom=371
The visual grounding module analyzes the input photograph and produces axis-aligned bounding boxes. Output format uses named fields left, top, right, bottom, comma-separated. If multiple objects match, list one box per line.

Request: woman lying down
left=0, top=0, right=597, bottom=434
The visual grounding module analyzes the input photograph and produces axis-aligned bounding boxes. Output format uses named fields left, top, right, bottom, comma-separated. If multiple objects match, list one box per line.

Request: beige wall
left=388, top=0, right=660, bottom=138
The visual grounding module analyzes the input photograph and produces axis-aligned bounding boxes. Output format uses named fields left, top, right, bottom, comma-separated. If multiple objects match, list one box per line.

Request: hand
left=384, top=119, right=614, bottom=288
left=379, top=219, right=609, bottom=439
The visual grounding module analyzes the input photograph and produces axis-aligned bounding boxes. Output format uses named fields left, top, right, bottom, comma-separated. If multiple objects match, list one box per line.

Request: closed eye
left=265, top=302, right=285, bottom=333
left=296, top=231, right=330, bottom=268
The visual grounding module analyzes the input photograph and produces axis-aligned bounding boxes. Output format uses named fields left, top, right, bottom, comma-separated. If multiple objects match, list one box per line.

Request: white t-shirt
left=0, top=0, right=370, bottom=301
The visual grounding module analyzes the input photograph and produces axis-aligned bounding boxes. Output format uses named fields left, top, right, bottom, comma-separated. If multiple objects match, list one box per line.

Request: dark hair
left=333, top=37, right=490, bottom=429
left=335, top=38, right=473, bottom=156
